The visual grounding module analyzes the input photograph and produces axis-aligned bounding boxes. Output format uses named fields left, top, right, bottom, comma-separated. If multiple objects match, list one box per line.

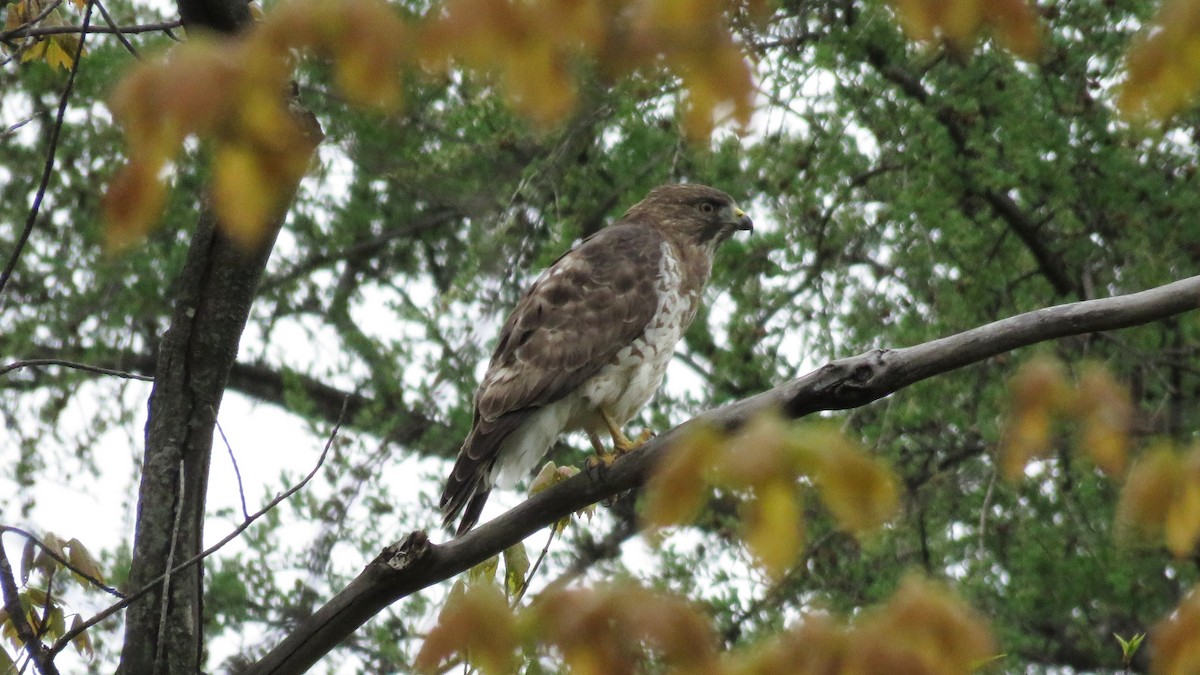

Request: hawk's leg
left=602, top=408, right=653, bottom=454
left=586, top=409, right=654, bottom=472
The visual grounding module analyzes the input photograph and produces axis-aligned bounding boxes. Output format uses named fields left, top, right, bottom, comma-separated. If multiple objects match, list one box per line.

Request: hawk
left=440, top=184, right=753, bottom=534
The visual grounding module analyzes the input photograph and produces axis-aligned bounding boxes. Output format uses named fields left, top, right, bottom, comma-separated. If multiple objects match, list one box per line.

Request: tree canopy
left=3, top=0, right=1200, bottom=672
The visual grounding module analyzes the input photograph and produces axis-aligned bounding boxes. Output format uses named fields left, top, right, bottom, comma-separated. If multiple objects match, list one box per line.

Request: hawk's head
left=625, top=183, right=753, bottom=250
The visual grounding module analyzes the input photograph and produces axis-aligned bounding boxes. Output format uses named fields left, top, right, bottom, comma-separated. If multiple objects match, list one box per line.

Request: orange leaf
left=103, top=160, right=167, bottom=252
left=416, top=582, right=517, bottom=674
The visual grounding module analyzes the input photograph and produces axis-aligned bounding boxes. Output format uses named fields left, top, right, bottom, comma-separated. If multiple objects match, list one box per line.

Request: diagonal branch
left=863, top=44, right=1077, bottom=298
left=247, top=274, right=1200, bottom=674
left=0, top=536, right=59, bottom=675
left=0, top=0, right=94, bottom=302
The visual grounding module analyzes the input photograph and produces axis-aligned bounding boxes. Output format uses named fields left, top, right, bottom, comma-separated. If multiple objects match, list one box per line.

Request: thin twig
left=91, top=0, right=138, bottom=57
left=511, top=527, right=556, bottom=607
left=35, top=570, right=56, bottom=641
left=0, top=534, right=59, bottom=675
left=0, top=358, right=154, bottom=381
left=154, top=461, right=187, bottom=669
left=0, top=0, right=63, bottom=39
left=0, top=0, right=94, bottom=301
left=2, top=111, right=47, bottom=138
left=214, top=412, right=251, bottom=521
left=0, top=527, right=124, bottom=598
left=0, top=18, right=181, bottom=41
left=48, top=396, right=351, bottom=658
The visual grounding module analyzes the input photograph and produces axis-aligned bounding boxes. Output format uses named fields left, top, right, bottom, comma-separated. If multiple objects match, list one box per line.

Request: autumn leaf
left=531, top=585, right=719, bottom=675
left=1074, top=364, right=1132, bottom=477
left=889, top=0, right=1042, bottom=60
left=740, top=479, right=804, bottom=581
left=66, top=538, right=105, bottom=586
left=813, top=442, right=899, bottom=534
left=1117, top=445, right=1182, bottom=540
left=415, top=582, right=518, bottom=675
left=844, top=575, right=995, bottom=675
left=642, top=423, right=722, bottom=531
left=502, top=542, right=529, bottom=598
left=1151, top=585, right=1200, bottom=675
left=999, top=357, right=1071, bottom=480
left=1165, top=468, right=1200, bottom=558
left=1120, top=0, right=1200, bottom=124
left=69, top=614, right=94, bottom=659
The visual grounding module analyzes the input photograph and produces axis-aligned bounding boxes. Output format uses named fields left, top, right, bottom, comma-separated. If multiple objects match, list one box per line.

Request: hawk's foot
left=614, top=428, right=655, bottom=454
left=586, top=451, right=617, bottom=476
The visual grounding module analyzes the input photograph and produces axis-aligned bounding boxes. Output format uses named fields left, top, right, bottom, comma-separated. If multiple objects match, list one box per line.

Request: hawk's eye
left=698, top=202, right=715, bottom=215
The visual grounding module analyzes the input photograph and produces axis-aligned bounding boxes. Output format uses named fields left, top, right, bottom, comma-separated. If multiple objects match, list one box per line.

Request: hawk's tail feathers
left=440, top=413, right=526, bottom=536
left=439, top=464, right=488, bottom=536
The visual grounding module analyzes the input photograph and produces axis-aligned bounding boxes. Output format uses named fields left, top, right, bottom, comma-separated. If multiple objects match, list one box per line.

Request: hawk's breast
left=574, top=240, right=699, bottom=431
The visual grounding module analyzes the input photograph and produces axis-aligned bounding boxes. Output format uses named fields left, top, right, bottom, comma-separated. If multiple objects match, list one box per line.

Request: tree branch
left=0, top=19, right=182, bottom=41
left=863, top=44, right=1078, bottom=297
left=0, top=0, right=94, bottom=302
left=3, top=346, right=443, bottom=442
left=247, top=275, right=1200, bottom=674
left=0, top=536, right=59, bottom=675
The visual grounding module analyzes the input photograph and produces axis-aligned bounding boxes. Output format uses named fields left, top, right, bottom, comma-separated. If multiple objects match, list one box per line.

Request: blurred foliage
left=4, top=0, right=1200, bottom=672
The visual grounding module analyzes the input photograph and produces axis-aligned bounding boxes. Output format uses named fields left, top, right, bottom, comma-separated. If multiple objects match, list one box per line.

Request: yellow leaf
left=815, top=443, right=899, bottom=534
left=47, top=34, right=83, bottom=70
left=1000, top=357, right=1071, bottom=480
left=468, top=555, right=499, bottom=586
left=1165, top=474, right=1200, bottom=558
left=1117, top=445, right=1181, bottom=539
left=1119, top=0, right=1200, bottom=124
left=845, top=575, right=995, bottom=675
left=211, top=143, right=277, bottom=248
left=20, top=39, right=48, bottom=63
left=1000, top=408, right=1051, bottom=480
left=642, top=423, right=722, bottom=531
left=712, top=413, right=789, bottom=489
left=938, top=0, right=984, bottom=47
left=503, top=542, right=529, bottom=598
left=740, top=479, right=803, bottom=580
left=532, top=584, right=718, bottom=674
left=66, top=538, right=105, bottom=586
left=1074, top=364, right=1132, bottom=477
left=69, top=615, right=93, bottom=659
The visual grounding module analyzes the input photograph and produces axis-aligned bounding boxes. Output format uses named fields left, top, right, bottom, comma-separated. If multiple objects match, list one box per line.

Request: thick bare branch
left=247, top=274, right=1200, bottom=674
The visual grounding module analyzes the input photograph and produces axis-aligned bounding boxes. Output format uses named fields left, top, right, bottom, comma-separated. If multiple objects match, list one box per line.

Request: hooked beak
left=732, top=207, right=753, bottom=233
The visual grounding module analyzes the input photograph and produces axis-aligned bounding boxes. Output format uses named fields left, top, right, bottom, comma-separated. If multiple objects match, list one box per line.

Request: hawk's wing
left=441, top=222, right=666, bottom=532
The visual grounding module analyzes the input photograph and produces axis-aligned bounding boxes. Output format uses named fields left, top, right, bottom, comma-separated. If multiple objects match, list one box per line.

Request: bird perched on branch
left=440, top=184, right=753, bottom=535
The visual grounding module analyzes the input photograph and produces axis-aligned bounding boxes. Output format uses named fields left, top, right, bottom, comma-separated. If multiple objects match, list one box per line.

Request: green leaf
left=502, top=542, right=529, bottom=598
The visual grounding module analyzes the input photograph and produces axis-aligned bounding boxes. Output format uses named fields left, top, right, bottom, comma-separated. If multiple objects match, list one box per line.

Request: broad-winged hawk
left=440, top=184, right=753, bottom=534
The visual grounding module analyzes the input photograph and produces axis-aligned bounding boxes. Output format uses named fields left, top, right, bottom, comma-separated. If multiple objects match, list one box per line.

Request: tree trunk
left=116, top=2, right=320, bottom=672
